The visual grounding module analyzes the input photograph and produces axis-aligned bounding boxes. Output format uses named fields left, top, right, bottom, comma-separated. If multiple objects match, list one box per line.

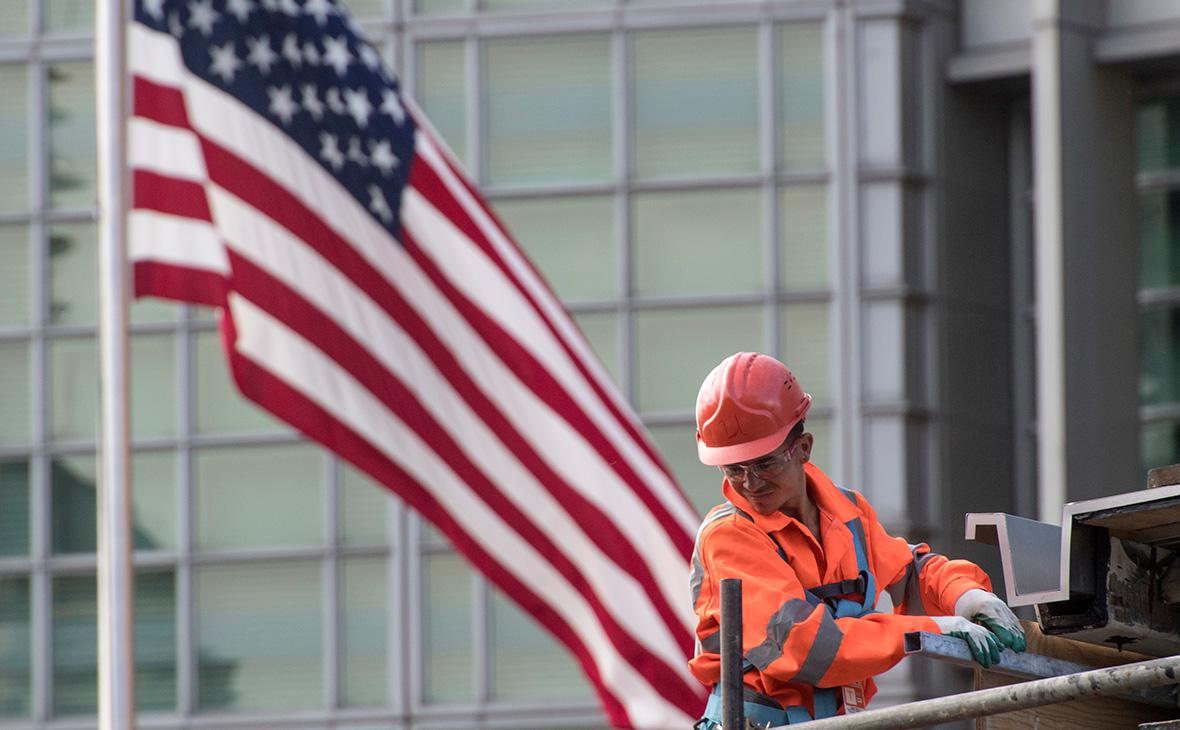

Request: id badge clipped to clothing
left=841, top=680, right=867, bottom=713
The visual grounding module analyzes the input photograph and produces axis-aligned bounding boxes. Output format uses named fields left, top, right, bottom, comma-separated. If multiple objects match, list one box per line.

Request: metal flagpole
left=96, top=0, right=135, bottom=728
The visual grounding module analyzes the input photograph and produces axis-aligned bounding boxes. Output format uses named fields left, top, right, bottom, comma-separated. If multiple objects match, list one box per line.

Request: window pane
left=1137, top=100, right=1180, bottom=174
left=132, top=451, right=177, bottom=551
left=48, top=62, right=96, bottom=210
left=1141, top=308, right=1180, bottom=407
left=485, top=0, right=607, bottom=8
left=52, top=575, right=95, bottom=715
left=0, top=65, right=27, bottom=212
left=634, top=306, right=764, bottom=412
left=805, top=415, right=834, bottom=481
left=780, top=185, right=828, bottom=291
left=0, top=6, right=27, bottom=37
left=1143, top=421, right=1180, bottom=477
left=0, top=341, right=30, bottom=446
left=0, top=460, right=28, bottom=556
left=0, top=576, right=30, bottom=717
left=195, top=331, right=285, bottom=434
left=49, top=337, right=97, bottom=443
left=53, top=572, right=177, bottom=715
left=633, top=189, right=761, bottom=297
left=197, top=562, right=322, bottom=711
left=134, top=572, right=178, bottom=711
left=195, top=445, right=323, bottom=550
left=131, top=334, right=176, bottom=438
left=633, top=28, right=758, bottom=179
left=414, top=0, right=466, bottom=13
left=48, top=223, right=96, bottom=326
left=0, top=226, right=29, bottom=327
left=572, top=311, right=619, bottom=386
left=780, top=24, right=825, bottom=170
left=423, top=552, right=472, bottom=703
left=44, top=0, right=94, bottom=33
left=495, top=195, right=615, bottom=300
left=338, top=0, right=387, bottom=17
left=646, top=423, right=718, bottom=517
left=490, top=589, right=590, bottom=699
left=51, top=451, right=175, bottom=554
left=1138, top=191, right=1180, bottom=290
left=486, top=35, right=611, bottom=186
left=780, top=301, right=831, bottom=404
left=130, top=296, right=179, bottom=325
left=417, top=41, right=467, bottom=168
left=342, top=557, right=387, bottom=707
left=341, top=464, right=389, bottom=546
left=51, top=454, right=96, bottom=554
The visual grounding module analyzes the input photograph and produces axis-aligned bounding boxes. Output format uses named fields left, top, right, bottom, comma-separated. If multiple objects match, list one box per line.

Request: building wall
left=6, top=0, right=1180, bottom=727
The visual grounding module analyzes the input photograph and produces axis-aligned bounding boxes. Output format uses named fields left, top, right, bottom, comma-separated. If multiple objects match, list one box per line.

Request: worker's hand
left=954, top=588, right=1027, bottom=653
left=929, top=615, right=1003, bottom=668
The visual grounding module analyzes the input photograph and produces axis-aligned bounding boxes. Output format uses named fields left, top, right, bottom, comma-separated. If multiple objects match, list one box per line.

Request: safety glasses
left=719, top=440, right=798, bottom=484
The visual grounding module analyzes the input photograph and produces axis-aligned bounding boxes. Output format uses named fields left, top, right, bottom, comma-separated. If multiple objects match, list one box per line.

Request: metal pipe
left=96, top=1, right=134, bottom=729
left=772, top=655, right=1180, bottom=730
left=903, top=631, right=1177, bottom=709
left=720, top=578, right=744, bottom=730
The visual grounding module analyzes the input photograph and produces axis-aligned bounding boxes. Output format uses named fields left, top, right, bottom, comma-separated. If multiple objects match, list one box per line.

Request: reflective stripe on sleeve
left=885, top=544, right=940, bottom=615
left=792, top=608, right=844, bottom=685
left=745, top=598, right=814, bottom=670
left=690, top=503, right=737, bottom=607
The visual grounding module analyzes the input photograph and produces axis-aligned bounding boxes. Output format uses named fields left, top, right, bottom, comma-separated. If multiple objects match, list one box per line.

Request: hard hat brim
left=696, top=420, right=797, bottom=466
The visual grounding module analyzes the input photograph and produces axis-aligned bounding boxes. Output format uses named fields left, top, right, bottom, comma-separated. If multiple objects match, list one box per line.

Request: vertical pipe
left=1031, top=0, right=1066, bottom=524
left=96, top=0, right=135, bottom=729
left=720, top=578, right=744, bottom=730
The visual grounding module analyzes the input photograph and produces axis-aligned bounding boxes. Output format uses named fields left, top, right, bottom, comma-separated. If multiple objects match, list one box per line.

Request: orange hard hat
left=695, top=352, right=812, bottom=466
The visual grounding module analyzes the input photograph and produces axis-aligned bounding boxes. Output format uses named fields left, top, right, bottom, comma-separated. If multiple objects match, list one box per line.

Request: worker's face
left=721, top=432, right=813, bottom=516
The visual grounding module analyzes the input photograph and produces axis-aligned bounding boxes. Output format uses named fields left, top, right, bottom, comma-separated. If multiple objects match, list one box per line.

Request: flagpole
left=96, top=0, right=136, bottom=728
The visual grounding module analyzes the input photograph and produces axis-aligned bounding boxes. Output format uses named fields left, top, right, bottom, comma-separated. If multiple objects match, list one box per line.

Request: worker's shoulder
left=695, top=502, right=766, bottom=544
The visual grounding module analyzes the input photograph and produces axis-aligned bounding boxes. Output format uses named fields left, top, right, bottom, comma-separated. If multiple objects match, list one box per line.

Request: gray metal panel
left=903, top=630, right=1180, bottom=709
left=968, top=483, right=1180, bottom=606
left=966, top=512, right=1062, bottom=605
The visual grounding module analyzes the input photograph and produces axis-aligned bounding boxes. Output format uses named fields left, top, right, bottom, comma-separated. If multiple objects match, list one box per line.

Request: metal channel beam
left=903, top=631, right=1179, bottom=710
left=967, top=483, right=1180, bottom=606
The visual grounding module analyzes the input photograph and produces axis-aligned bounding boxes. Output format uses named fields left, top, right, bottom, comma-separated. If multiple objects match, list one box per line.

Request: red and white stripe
left=127, top=22, right=705, bottom=728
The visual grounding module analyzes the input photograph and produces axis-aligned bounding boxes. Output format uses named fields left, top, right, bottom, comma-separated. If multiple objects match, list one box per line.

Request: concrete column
left=1031, top=0, right=1138, bottom=516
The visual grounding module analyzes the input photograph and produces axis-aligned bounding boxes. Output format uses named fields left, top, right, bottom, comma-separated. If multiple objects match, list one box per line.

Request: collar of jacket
left=721, top=462, right=862, bottom=534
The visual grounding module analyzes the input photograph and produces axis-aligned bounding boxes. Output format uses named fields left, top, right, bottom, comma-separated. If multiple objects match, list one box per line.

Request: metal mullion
left=630, top=291, right=769, bottom=309
left=388, top=497, right=408, bottom=718
left=483, top=180, right=617, bottom=200
left=760, top=19, right=779, bottom=357
left=325, top=457, right=340, bottom=710
left=29, top=0, right=42, bottom=37
left=472, top=571, right=490, bottom=704
left=406, top=513, right=425, bottom=717
left=830, top=2, right=862, bottom=488
left=29, top=45, right=52, bottom=723
left=465, top=30, right=481, bottom=186
left=177, top=308, right=195, bottom=717
left=627, top=173, right=765, bottom=193
left=613, top=25, right=633, bottom=404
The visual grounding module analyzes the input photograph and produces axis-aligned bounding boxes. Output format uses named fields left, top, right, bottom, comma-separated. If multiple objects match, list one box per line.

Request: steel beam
left=903, top=631, right=1179, bottom=710
left=774, top=654, right=1180, bottom=730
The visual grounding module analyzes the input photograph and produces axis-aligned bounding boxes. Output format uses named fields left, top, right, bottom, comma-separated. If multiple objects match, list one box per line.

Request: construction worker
left=690, top=352, right=1025, bottom=727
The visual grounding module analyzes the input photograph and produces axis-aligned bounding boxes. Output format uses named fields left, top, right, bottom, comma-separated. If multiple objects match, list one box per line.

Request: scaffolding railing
left=715, top=578, right=1180, bottom=730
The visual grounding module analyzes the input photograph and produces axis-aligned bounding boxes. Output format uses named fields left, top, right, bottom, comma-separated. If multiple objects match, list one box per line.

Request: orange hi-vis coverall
left=689, top=461, right=992, bottom=720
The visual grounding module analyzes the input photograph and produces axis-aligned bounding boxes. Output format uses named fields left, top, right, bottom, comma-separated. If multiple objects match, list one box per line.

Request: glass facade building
left=3, top=0, right=1180, bottom=727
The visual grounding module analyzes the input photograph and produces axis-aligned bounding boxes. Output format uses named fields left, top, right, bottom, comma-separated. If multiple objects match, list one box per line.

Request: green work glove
left=930, top=615, right=1004, bottom=668
left=954, top=588, right=1027, bottom=653
left=974, top=613, right=1027, bottom=653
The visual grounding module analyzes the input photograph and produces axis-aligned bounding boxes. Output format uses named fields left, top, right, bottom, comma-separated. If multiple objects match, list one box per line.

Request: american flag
left=126, top=0, right=704, bottom=726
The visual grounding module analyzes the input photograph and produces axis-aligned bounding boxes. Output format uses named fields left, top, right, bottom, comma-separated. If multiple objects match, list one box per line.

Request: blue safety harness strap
left=700, top=488, right=876, bottom=725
